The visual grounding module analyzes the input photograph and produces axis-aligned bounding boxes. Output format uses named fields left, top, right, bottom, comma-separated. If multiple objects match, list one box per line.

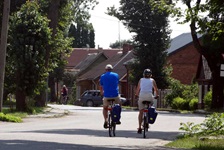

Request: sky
left=89, top=0, right=191, bottom=49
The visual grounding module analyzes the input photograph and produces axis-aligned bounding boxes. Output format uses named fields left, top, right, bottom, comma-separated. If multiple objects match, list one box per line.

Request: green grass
left=0, top=106, right=45, bottom=122
left=0, top=112, right=22, bottom=123
left=166, top=136, right=224, bottom=150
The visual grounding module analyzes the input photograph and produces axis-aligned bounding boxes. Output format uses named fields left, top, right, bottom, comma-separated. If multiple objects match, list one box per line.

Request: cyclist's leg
left=103, top=97, right=110, bottom=128
left=138, top=99, right=144, bottom=132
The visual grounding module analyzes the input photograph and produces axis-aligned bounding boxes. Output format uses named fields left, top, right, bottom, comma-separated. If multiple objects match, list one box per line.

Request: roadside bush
left=189, top=98, right=198, bottom=110
left=204, top=91, right=212, bottom=109
left=182, top=84, right=198, bottom=101
left=0, top=112, right=22, bottom=123
left=171, top=97, right=185, bottom=109
left=165, top=78, right=185, bottom=106
left=165, top=77, right=198, bottom=108
left=179, top=113, right=224, bottom=137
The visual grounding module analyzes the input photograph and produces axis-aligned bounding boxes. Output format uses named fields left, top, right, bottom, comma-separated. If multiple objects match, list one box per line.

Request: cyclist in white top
left=135, top=69, right=159, bottom=134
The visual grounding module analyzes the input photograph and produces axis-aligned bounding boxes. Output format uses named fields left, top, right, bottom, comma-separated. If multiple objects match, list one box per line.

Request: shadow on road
left=0, top=140, right=183, bottom=150
left=157, top=111, right=207, bottom=118
left=22, top=128, right=180, bottom=140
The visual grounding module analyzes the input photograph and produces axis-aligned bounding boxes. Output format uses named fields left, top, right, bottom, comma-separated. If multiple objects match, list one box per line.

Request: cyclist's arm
left=135, top=79, right=141, bottom=97
left=99, top=85, right=104, bottom=96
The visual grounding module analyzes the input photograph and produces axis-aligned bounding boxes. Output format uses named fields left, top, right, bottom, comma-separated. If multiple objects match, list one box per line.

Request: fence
left=155, top=89, right=172, bottom=108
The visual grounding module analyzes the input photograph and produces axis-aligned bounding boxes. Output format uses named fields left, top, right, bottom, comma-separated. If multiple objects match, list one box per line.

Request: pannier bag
left=148, top=106, right=158, bottom=124
left=111, top=104, right=121, bottom=123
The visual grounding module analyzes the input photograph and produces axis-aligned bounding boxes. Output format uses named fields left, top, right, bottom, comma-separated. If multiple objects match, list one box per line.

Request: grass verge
left=166, top=136, right=224, bottom=150
left=1, top=107, right=45, bottom=123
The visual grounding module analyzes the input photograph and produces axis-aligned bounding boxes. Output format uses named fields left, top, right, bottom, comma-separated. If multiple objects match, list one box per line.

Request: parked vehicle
left=78, top=90, right=127, bottom=107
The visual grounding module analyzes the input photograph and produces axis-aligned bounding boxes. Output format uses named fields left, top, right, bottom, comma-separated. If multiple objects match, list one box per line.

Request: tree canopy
left=107, top=0, right=171, bottom=88
left=161, top=0, right=224, bottom=109
left=1, top=0, right=98, bottom=110
left=8, top=1, right=52, bottom=111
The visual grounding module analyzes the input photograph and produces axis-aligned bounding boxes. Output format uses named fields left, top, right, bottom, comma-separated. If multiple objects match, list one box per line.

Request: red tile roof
left=66, top=48, right=122, bottom=68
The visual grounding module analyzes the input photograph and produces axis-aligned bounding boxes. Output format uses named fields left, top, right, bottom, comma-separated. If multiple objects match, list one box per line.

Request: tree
left=8, top=1, right=52, bottom=111
left=165, top=0, right=224, bottom=109
left=109, top=39, right=131, bottom=49
left=107, top=0, right=171, bottom=88
left=0, top=0, right=10, bottom=112
left=3, top=0, right=97, bottom=109
left=68, top=22, right=95, bottom=48
left=44, top=0, right=98, bottom=103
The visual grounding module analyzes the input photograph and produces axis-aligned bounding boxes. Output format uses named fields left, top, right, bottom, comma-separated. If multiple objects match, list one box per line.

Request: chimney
left=123, top=43, right=133, bottom=54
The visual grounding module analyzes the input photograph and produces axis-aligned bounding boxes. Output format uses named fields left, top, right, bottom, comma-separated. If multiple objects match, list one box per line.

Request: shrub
left=165, top=77, right=198, bottom=109
left=180, top=113, right=224, bottom=137
left=189, top=98, right=198, bottom=110
left=0, top=113, right=22, bottom=123
left=204, top=91, right=212, bottom=109
left=171, top=97, right=185, bottom=109
left=182, top=84, right=198, bottom=101
left=165, top=78, right=185, bottom=106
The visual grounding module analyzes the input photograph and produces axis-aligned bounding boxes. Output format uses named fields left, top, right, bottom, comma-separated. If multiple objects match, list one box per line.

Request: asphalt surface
left=0, top=104, right=206, bottom=150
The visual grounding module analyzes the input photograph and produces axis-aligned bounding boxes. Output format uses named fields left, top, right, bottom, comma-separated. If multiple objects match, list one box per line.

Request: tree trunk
left=15, top=88, right=26, bottom=111
left=49, top=74, right=56, bottom=102
left=46, top=0, right=60, bottom=104
left=0, top=0, right=10, bottom=112
left=37, top=0, right=60, bottom=106
left=211, top=58, right=224, bottom=109
left=190, top=21, right=224, bottom=109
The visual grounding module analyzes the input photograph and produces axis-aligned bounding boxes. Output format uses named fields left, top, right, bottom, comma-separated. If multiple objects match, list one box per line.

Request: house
left=167, top=33, right=201, bottom=84
left=76, top=45, right=133, bottom=100
left=65, top=33, right=202, bottom=107
left=74, top=52, right=108, bottom=77
left=65, top=48, right=122, bottom=75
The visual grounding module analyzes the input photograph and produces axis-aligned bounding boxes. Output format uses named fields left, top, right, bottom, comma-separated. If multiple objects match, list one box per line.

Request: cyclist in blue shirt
left=100, top=64, right=121, bottom=129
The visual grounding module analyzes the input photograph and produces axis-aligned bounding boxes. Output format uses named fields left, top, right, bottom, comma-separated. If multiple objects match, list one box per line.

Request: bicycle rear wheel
left=108, top=114, right=112, bottom=137
left=143, top=116, right=147, bottom=138
left=112, top=122, right=116, bottom=136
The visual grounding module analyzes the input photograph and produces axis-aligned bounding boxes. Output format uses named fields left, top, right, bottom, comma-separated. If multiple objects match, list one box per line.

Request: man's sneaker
left=137, top=128, right=142, bottom=134
left=103, top=122, right=108, bottom=129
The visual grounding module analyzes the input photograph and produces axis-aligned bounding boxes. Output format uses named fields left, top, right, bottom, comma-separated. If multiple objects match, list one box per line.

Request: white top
left=140, top=78, right=153, bottom=93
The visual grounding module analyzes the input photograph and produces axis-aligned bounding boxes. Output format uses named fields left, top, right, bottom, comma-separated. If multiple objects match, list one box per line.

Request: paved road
left=0, top=104, right=206, bottom=150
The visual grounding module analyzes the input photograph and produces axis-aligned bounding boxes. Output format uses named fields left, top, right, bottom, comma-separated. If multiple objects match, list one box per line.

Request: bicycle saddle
left=142, top=101, right=151, bottom=105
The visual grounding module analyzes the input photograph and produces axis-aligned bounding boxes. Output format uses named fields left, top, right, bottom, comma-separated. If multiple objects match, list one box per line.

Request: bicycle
left=142, top=101, right=152, bottom=138
left=61, top=94, right=68, bottom=105
left=106, top=99, right=116, bottom=137
left=141, top=96, right=158, bottom=138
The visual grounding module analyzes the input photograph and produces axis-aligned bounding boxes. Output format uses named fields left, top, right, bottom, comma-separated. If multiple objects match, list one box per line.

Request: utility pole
left=0, top=0, right=11, bottom=112
left=118, top=20, right=121, bottom=49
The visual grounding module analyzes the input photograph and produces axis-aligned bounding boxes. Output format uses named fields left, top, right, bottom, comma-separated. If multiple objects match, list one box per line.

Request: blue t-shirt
left=100, top=71, right=119, bottom=97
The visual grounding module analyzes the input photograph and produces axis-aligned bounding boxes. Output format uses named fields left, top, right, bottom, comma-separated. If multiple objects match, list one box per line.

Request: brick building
left=167, top=33, right=201, bottom=85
